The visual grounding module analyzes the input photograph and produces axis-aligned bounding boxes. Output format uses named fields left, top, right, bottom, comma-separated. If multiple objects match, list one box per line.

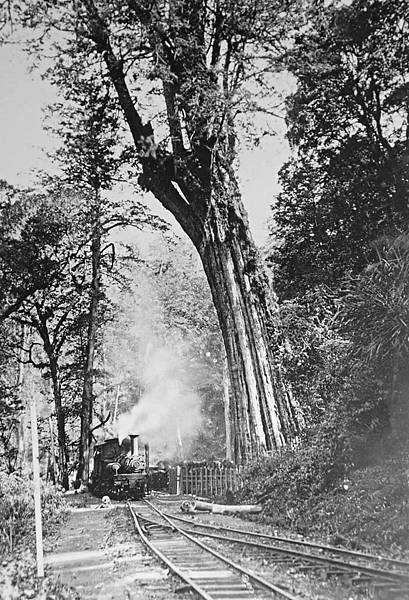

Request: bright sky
left=0, top=46, right=57, bottom=181
left=0, top=45, right=291, bottom=245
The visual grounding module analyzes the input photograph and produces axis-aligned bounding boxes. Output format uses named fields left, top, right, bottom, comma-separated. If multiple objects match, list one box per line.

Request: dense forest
left=252, top=0, right=409, bottom=547
left=0, top=0, right=408, bottom=587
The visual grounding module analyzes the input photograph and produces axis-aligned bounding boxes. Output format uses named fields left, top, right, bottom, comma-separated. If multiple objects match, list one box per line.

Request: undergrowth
left=0, top=474, right=78, bottom=599
left=0, top=550, right=80, bottom=600
left=0, top=472, right=66, bottom=556
left=240, top=443, right=409, bottom=554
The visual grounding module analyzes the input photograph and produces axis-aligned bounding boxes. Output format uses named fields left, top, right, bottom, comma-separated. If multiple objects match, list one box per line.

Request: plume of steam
left=114, top=344, right=202, bottom=461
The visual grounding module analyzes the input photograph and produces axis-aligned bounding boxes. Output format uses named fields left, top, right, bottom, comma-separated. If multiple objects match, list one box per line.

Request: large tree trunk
left=223, top=356, right=233, bottom=461
left=144, top=158, right=303, bottom=463
left=77, top=212, right=102, bottom=484
left=195, top=166, right=302, bottom=462
left=38, top=316, right=69, bottom=489
left=49, top=356, right=69, bottom=489
left=81, top=0, right=303, bottom=463
left=200, top=234, right=296, bottom=462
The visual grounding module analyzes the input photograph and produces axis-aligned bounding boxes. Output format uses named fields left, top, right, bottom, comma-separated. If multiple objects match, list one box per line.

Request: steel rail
left=127, top=502, right=215, bottom=600
left=164, top=511, right=409, bottom=571
left=134, top=506, right=409, bottom=597
left=179, top=528, right=409, bottom=584
left=129, top=510, right=409, bottom=597
left=142, top=498, right=301, bottom=600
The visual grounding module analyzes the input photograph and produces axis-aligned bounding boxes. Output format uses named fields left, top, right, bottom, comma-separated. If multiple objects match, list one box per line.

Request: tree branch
left=163, top=80, right=185, bottom=157
left=140, top=166, right=203, bottom=239
left=82, top=0, right=154, bottom=154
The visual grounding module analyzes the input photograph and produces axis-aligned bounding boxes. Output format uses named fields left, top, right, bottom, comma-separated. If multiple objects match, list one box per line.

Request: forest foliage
left=0, top=172, right=224, bottom=479
left=267, top=0, right=409, bottom=453
left=270, top=0, right=409, bottom=296
left=240, top=0, right=409, bottom=546
left=0, top=0, right=407, bottom=550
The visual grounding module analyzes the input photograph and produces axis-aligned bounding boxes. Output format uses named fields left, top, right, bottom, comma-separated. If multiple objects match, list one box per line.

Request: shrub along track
left=128, top=499, right=301, bottom=600
left=146, top=496, right=409, bottom=599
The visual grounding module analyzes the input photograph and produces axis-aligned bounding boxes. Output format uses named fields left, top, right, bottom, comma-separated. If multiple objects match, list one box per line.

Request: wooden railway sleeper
left=183, top=528, right=409, bottom=584
left=131, top=500, right=301, bottom=600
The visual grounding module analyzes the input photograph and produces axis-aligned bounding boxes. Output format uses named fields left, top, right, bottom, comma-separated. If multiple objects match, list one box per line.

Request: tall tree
left=55, top=85, right=119, bottom=485
left=51, top=80, right=169, bottom=482
left=269, top=0, right=409, bottom=298
left=0, top=187, right=89, bottom=487
left=19, top=0, right=303, bottom=462
left=0, top=182, right=70, bottom=321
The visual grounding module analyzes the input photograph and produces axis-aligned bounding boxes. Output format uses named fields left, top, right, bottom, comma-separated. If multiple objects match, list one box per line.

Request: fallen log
left=181, top=499, right=261, bottom=514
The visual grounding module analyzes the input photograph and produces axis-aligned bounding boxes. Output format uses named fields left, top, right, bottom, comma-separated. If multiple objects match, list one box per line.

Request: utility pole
left=30, top=393, right=44, bottom=578
left=17, top=324, right=28, bottom=473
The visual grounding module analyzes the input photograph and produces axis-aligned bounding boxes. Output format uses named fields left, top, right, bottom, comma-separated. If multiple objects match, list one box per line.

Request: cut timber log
left=181, top=499, right=261, bottom=514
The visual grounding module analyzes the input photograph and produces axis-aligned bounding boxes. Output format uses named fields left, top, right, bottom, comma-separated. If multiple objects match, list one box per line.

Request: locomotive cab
left=90, top=434, right=149, bottom=499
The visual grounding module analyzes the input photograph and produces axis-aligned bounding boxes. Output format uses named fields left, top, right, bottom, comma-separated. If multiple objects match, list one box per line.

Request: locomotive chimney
left=129, top=434, right=139, bottom=456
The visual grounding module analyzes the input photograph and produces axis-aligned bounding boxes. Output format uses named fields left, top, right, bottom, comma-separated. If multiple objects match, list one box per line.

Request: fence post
left=203, top=463, right=209, bottom=498
left=176, top=465, right=181, bottom=495
left=184, top=465, right=188, bottom=495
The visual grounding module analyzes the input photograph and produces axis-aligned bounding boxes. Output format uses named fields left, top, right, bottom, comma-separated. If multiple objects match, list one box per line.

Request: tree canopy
left=7, top=0, right=305, bottom=461
left=270, top=0, right=409, bottom=298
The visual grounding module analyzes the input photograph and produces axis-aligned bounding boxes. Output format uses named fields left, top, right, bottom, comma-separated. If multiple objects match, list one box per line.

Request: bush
left=240, top=439, right=409, bottom=552
left=240, top=389, right=357, bottom=503
left=239, top=362, right=409, bottom=552
left=0, top=550, right=80, bottom=599
left=0, top=473, right=66, bottom=556
left=309, top=455, right=409, bottom=550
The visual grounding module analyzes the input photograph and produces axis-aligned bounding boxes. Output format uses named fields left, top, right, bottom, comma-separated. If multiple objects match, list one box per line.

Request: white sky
left=0, top=45, right=291, bottom=245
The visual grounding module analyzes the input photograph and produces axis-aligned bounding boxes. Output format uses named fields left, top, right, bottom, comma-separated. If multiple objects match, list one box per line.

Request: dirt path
left=45, top=494, right=193, bottom=600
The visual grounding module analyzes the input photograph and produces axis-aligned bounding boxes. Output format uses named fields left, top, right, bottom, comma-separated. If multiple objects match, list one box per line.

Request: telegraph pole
left=30, top=393, right=44, bottom=578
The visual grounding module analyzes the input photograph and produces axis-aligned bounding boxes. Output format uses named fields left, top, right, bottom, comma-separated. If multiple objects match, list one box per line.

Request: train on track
left=89, top=434, right=168, bottom=499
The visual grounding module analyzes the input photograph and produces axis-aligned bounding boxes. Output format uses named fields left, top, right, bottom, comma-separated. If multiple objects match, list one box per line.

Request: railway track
left=149, top=496, right=409, bottom=599
left=127, top=499, right=301, bottom=599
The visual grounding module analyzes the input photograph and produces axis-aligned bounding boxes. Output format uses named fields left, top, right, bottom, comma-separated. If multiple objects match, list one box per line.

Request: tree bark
left=36, top=314, right=69, bottom=489
left=48, top=415, right=57, bottom=484
left=143, top=157, right=304, bottom=463
left=48, top=354, right=69, bottom=489
left=79, top=0, right=303, bottom=463
left=223, top=356, right=233, bottom=461
left=195, top=166, right=302, bottom=462
left=77, top=208, right=102, bottom=484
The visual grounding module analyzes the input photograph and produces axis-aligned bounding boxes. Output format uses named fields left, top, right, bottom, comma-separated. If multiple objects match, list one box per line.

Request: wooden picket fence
left=169, top=462, right=242, bottom=498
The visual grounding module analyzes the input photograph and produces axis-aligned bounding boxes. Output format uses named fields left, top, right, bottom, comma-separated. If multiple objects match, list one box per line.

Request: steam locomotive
left=89, top=434, right=168, bottom=499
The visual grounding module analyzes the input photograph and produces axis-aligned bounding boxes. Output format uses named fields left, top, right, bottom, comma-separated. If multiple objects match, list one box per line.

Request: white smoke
left=114, top=343, right=202, bottom=462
